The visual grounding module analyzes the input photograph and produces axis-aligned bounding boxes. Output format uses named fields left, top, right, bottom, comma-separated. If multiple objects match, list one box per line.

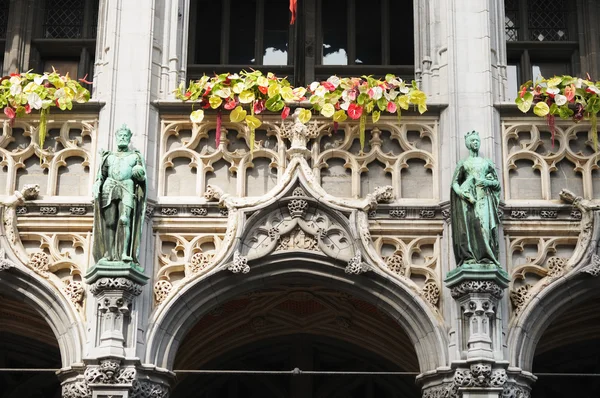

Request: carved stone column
left=444, top=267, right=510, bottom=398
left=88, top=277, right=144, bottom=358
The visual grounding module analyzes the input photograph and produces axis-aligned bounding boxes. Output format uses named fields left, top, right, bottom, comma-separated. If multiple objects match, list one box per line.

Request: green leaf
left=280, top=86, right=294, bottom=101
left=268, top=83, right=280, bottom=98
left=546, top=77, right=562, bottom=87
left=357, top=93, right=369, bottom=105
left=239, top=90, right=255, bottom=104
left=377, top=97, right=387, bottom=111
left=515, top=92, right=533, bottom=113
left=365, top=101, right=374, bottom=113
left=320, top=103, right=335, bottom=118
left=245, top=115, right=262, bottom=129
left=533, top=102, right=550, bottom=117
left=397, top=95, right=410, bottom=110
left=298, top=109, right=312, bottom=124
left=230, top=106, right=247, bottom=122
left=190, top=109, right=205, bottom=123
left=209, top=95, right=222, bottom=109
left=266, top=94, right=284, bottom=112
left=333, top=109, right=347, bottom=122
left=372, top=110, right=380, bottom=123
left=558, top=105, right=574, bottom=119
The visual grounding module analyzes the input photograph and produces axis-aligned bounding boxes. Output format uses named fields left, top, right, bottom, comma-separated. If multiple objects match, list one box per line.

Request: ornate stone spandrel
left=88, top=124, right=148, bottom=286
left=450, top=131, right=502, bottom=269
left=503, top=120, right=599, bottom=201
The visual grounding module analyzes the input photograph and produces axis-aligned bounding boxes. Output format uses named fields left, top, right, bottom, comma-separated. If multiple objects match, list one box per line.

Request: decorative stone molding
left=539, top=209, right=558, bottom=219
left=153, top=279, right=173, bottom=304
left=16, top=206, right=27, bottom=214
left=228, top=250, right=250, bottom=274
left=510, top=284, right=532, bottom=312
left=570, top=209, right=582, bottom=220
left=0, top=248, right=15, bottom=271
left=64, top=279, right=85, bottom=306
left=145, top=204, right=155, bottom=219
left=419, top=209, right=436, bottom=219
left=187, top=251, right=214, bottom=274
left=85, top=359, right=136, bottom=385
left=502, top=383, right=532, bottom=398
left=581, top=253, right=600, bottom=277
left=389, top=208, right=406, bottom=218
left=69, top=207, right=87, bottom=215
left=160, top=207, right=178, bottom=216
left=345, top=252, right=369, bottom=274
left=27, top=252, right=51, bottom=277
left=89, top=277, right=143, bottom=297
left=511, top=210, right=528, bottom=219
left=190, top=207, right=208, bottom=216
left=422, top=281, right=440, bottom=306
left=40, top=206, right=58, bottom=215
left=287, top=198, right=308, bottom=218
left=384, top=253, right=406, bottom=276
left=441, top=209, right=451, bottom=223
left=130, top=379, right=169, bottom=398
left=62, top=378, right=90, bottom=398
left=450, top=280, right=505, bottom=299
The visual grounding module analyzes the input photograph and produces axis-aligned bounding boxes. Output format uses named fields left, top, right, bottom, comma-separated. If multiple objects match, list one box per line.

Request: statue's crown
left=465, top=130, right=479, bottom=139
left=117, top=124, right=131, bottom=135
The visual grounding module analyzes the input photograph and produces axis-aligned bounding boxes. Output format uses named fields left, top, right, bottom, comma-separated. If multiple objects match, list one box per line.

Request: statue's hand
left=132, top=165, right=145, bottom=182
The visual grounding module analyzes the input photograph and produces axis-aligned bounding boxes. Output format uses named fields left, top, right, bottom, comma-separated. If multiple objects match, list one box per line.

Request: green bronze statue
left=92, top=125, right=147, bottom=267
left=450, top=131, right=501, bottom=267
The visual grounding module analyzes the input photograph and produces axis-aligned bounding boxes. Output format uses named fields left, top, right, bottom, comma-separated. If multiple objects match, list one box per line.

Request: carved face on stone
left=116, top=126, right=132, bottom=150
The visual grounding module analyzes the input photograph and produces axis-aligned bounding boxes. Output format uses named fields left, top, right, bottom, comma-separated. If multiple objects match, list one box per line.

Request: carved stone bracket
left=60, top=365, right=171, bottom=398
left=450, top=280, right=505, bottom=299
left=228, top=250, right=250, bottom=274
left=345, top=252, right=369, bottom=274
left=0, top=248, right=15, bottom=271
left=88, top=277, right=144, bottom=358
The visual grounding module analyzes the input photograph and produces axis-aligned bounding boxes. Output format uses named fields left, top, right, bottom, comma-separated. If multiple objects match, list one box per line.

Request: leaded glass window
left=527, top=0, right=568, bottom=41
left=43, top=0, right=85, bottom=39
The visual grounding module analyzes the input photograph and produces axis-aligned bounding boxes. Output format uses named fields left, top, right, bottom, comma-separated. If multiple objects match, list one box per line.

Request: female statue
left=450, top=131, right=501, bottom=267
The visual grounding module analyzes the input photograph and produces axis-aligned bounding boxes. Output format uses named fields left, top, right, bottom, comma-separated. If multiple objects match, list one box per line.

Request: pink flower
left=3, top=106, right=15, bottom=119
left=281, top=106, right=290, bottom=119
left=387, top=101, right=397, bottom=113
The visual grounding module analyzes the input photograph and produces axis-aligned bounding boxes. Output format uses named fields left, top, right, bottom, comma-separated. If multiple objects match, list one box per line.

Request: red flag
left=290, top=0, right=297, bottom=24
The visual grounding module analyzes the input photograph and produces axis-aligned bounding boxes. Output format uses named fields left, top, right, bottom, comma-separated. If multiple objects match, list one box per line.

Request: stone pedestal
left=443, top=265, right=510, bottom=398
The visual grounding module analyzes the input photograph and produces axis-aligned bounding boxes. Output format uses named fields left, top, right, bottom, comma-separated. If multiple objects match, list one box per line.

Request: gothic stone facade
left=1, top=1, right=600, bottom=397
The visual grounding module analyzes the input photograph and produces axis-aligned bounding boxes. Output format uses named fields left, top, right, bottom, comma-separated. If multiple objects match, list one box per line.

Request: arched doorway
left=0, top=294, right=62, bottom=398
left=531, top=298, right=600, bottom=397
left=171, top=286, right=421, bottom=398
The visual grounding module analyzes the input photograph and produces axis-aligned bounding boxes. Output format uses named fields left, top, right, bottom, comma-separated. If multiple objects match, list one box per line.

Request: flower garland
left=0, top=71, right=91, bottom=147
left=516, top=75, right=600, bottom=148
left=175, top=70, right=427, bottom=151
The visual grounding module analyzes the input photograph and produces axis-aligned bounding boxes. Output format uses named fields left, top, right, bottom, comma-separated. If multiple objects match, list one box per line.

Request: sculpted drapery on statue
left=92, top=125, right=147, bottom=269
left=450, top=131, right=501, bottom=267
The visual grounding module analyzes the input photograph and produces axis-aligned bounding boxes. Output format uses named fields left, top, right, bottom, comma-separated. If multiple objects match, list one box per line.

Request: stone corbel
left=89, top=277, right=143, bottom=358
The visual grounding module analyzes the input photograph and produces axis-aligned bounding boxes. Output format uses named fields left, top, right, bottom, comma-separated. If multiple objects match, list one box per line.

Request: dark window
left=188, top=0, right=294, bottom=81
left=187, top=0, right=414, bottom=85
left=0, top=0, right=9, bottom=73
left=505, top=0, right=578, bottom=100
left=29, top=0, right=99, bottom=81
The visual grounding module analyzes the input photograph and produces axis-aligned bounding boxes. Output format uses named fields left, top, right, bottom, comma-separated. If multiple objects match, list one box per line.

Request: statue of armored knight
left=92, top=125, right=147, bottom=268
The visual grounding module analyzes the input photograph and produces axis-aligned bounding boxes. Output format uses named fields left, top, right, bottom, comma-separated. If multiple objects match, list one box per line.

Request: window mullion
left=381, top=0, right=390, bottom=65
left=519, top=0, right=528, bottom=41
left=255, top=0, right=264, bottom=65
left=304, top=0, right=317, bottom=85
left=221, top=0, right=231, bottom=64
left=347, top=0, right=356, bottom=65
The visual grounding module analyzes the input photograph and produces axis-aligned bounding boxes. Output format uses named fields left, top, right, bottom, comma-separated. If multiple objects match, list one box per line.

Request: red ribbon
left=289, top=0, right=297, bottom=25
